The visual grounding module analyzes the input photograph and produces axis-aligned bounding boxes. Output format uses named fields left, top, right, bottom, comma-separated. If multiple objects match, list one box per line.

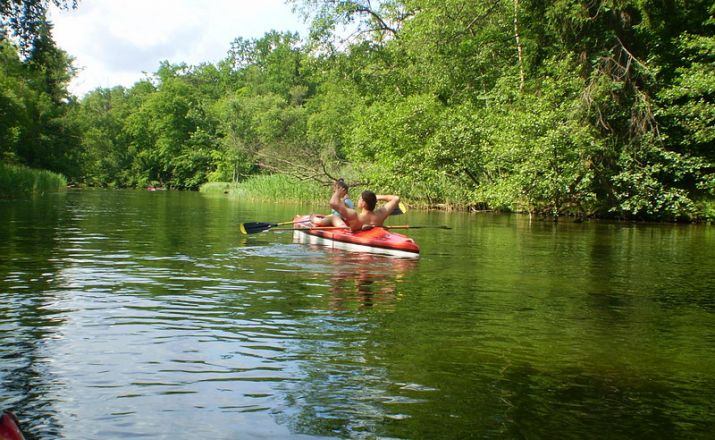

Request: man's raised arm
left=375, top=194, right=400, bottom=224
left=330, top=186, right=353, bottom=220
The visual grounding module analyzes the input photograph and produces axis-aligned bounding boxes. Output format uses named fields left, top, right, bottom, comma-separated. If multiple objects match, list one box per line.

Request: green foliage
left=349, top=93, right=446, bottom=196
left=1, top=0, right=78, bottom=54
left=0, top=161, right=66, bottom=197
left=73, top=86, right=133, bottom=186
left=305, top=79, right=359, bottom=160
left=611, top=138, right=711, bottom=220
left=4, top=0, right=711, bottom=221
left=0, top=24, right=81, bottom=181
left=290, top=0, right=407, bottom=48
left=399, top=0, right=517, bottom=101
left=200, top=175, right=324, bottom=203
left=0, top=42, right=27, bottom=162
left=656, top=32, right=715, bottom=159
left=117, top=63, right=226, bottom=189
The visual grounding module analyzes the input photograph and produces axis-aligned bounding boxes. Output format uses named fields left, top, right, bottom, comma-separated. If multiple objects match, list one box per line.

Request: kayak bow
left=0, top=411, right=25, bottom=440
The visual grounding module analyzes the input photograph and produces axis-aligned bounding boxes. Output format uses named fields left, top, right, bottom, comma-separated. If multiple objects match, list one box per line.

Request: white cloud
left=48, top=0, right=307, bottom=97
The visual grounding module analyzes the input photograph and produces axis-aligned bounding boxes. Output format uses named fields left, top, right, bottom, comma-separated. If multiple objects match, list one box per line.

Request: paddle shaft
left=240, top=218, right=310, bottom=234
left=270, top=224, right=451, bottom=232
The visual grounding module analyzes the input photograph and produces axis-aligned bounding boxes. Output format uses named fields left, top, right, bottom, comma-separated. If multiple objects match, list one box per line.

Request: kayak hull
left=292, top=215, right=420, bottom=258
left=0, top=411, right=25, bottom=440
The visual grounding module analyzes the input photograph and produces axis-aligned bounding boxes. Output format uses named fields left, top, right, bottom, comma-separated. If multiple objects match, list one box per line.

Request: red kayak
left=0, top=412, right=25, bottom=440
left=292, top=215, right=420, bottom=258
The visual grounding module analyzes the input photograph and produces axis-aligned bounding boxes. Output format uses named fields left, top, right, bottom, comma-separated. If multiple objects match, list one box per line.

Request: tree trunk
left=513, top=0, right=525, bottom=92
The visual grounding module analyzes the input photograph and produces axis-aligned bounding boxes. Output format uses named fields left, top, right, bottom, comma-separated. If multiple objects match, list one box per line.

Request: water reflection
left=1, top=191, right=713, bottom=439
left=272, top=250, right=423, bottom=437
left=0, top=195, right=71, bottom=439
left=303, top=248, right=418, bottom=310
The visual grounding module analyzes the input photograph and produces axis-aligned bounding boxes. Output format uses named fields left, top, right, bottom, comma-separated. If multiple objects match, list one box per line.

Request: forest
left=1, top=0, right=713, bottom=221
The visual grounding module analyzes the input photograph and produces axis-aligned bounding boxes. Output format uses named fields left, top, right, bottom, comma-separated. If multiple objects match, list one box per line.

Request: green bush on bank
left=200, top=175, right=326, bottom=203
left=696, top=200, right=715, bottom=224
left=0, top=163, right=67, bottom=198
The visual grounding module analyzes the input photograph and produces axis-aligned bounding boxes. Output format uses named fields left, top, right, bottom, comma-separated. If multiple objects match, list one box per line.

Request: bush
left=0, top=162, right=67, bottom=198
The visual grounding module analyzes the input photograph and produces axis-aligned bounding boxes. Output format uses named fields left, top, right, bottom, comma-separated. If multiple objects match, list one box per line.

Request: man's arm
left=330, top=186, right=357, bottom=222
left=374, top=194, right=400, bottom=224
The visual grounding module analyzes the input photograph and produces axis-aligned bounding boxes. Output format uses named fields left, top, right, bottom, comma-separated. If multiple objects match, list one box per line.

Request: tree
left=290, top=0, right=408, bottom=49
left=0, top=40, right=29, bottom=162
left=0, top=0, right=78, bottom=54
left=57, top=2, right=712, bottom=220
left=74, top=86, right=132, bottom=186
left=0, top=20, right=80, bottom=180
left=216, top=32, right=319, bottom=182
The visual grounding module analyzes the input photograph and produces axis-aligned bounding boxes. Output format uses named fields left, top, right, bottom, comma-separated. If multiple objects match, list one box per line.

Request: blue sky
left=48, top=0, right=307, bottom=97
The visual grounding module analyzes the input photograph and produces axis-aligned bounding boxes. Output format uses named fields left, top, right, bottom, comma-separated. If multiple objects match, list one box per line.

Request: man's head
left=360, top=190, right=377, bottom=211
left=336, top=178, right=349, bottom=192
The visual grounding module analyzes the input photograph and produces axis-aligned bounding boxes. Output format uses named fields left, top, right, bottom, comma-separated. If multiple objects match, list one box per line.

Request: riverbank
left=200, top=175, right=456, bottom=211
left=199, top=175, right=326, bottom=204
left=0, top=163, right=67, bottom=198
left=199, top=175, right=714, bottom=223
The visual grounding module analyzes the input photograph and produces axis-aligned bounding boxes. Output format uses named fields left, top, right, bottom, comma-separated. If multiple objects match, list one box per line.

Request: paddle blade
left=391, top=202, right=408, bottom=216
left=240, top=222, right=278, bottom=234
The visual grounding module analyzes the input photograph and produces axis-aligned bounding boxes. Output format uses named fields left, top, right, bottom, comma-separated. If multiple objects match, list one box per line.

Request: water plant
left=0, top=163, right=67, bottom=198
left=200, top=175, right=325, bottom=203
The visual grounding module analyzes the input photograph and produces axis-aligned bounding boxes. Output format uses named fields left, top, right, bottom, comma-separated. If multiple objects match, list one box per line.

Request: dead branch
left=353, top=6, right=399, bottom=37
left=252, top=145, right=370, bottom=188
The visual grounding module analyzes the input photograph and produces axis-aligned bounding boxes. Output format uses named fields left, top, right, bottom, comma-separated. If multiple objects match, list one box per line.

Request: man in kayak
left=310, top=179, right=354, bottom=227
left=330, top=185, right=401, bottom=232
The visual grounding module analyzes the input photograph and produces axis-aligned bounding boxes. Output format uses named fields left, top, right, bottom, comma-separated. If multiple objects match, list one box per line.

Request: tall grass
left=0, top=162, right=67, bottom=198
left=199, top=182, right=240, bottom=195
left=200, top=175, right=327, bottom=204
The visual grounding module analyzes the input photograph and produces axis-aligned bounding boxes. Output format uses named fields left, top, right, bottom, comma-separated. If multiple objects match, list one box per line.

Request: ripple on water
left=2, top=191, right=714, bottom=439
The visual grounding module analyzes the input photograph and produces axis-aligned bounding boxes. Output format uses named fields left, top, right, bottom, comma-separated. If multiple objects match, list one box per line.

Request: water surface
left=1, top=189, right=713, bottom=439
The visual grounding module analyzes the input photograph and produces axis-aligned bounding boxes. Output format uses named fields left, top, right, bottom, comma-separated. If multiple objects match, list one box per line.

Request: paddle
left=240, top=219, right=308, bottom=235
left=383, top=224, right=451, bottom=230
left=391, top=201, right=408, bottom=216
left=268, top=224, right=452, bottom=232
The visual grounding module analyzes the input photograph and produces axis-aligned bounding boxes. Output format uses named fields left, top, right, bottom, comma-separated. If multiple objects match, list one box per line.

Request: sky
left=48, top=0, right=307, bottom=97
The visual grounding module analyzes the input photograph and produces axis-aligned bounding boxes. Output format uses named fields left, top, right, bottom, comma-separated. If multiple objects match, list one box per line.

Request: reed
left=0, top=162, right=67, bottom=198
left=199, top=182, right=239, bottom=194
left=200, top=175, right=326, bottom=203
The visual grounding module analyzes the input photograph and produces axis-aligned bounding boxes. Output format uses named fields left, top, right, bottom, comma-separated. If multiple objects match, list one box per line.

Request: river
left=1, top=189, right=713, bottom=439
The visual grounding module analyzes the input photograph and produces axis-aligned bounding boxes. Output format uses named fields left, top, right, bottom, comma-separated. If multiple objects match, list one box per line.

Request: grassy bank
left=200, top=174, right=715, bottom=224
left=200, top=175, right=326, bottom=204
left=0, top=162, right=67, bottom=198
